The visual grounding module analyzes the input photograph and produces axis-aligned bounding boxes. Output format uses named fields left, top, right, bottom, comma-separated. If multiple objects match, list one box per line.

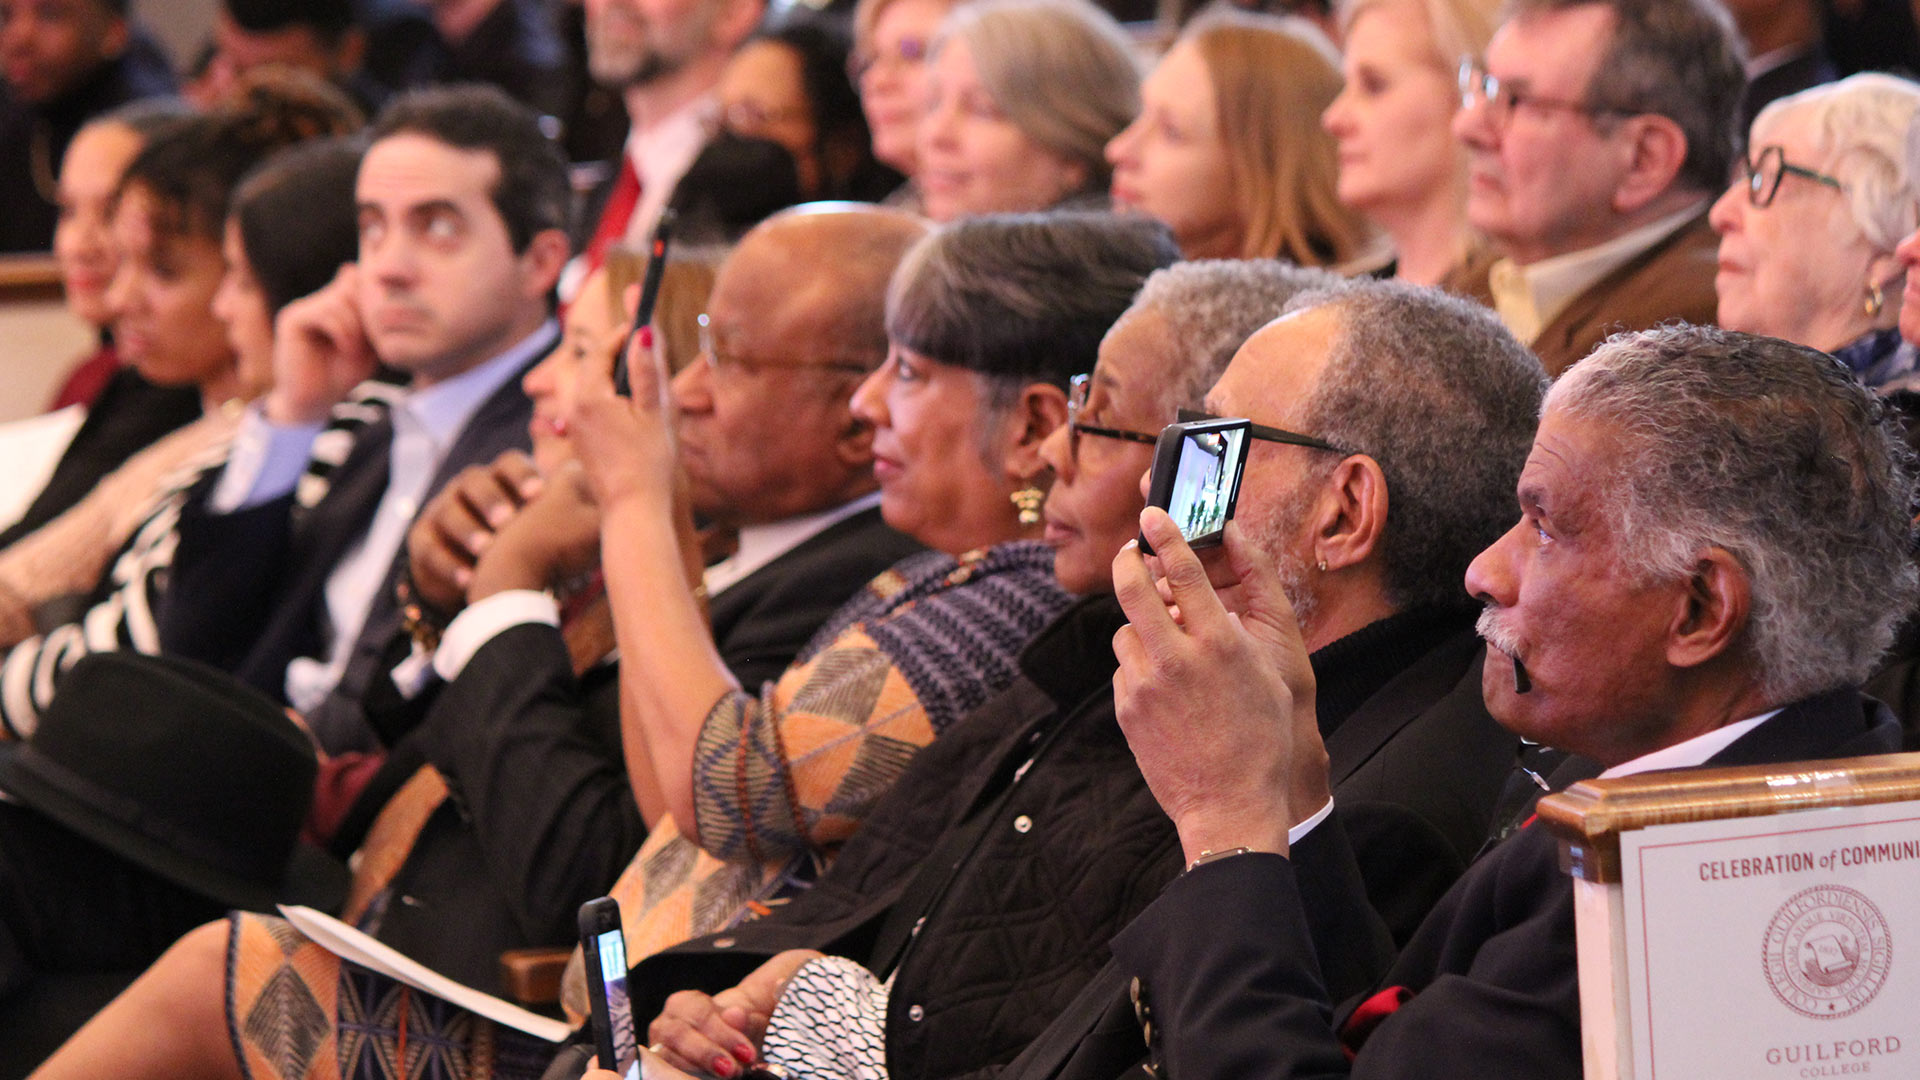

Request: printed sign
left=1620, top=802, right=1920, bottom=1079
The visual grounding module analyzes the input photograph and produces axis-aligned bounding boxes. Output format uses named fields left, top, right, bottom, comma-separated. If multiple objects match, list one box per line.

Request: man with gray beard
left=570, top=0, right=765, bottom=284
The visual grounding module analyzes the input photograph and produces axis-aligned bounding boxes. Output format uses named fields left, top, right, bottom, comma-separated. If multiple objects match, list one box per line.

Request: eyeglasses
left=1175, top=408, right=1356, bottom=456
left=696, top=313, right=876, bottom=379
left=1066, top=372, right=1158, bottom=463
left=846, top=35, right=928, bottom=82
left=1456, top=58, right=1636, bottom=129
left=1740, top=144, right=1845, bottom=209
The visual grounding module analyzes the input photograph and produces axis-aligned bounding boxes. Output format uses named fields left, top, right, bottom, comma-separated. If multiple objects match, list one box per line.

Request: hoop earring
left=1866, top=282, right=1885, bottom=319
left=1010, top=485, right=1045, bottom=526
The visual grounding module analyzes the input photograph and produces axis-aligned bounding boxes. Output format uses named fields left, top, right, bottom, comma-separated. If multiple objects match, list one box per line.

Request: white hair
left=1755, top=72, right=1920, bottom=253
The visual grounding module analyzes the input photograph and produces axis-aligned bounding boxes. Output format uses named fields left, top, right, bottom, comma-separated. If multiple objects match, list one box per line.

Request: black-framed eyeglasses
left=1067, top=372, right=1158, bottom=463
left=1456, top=58, right=1637, bottom=129
left=1740, top=144, right=1845, bottom=209
left=697, top=313, right=875, bottom=378
left=1175, top=408, right=1356, bottom=456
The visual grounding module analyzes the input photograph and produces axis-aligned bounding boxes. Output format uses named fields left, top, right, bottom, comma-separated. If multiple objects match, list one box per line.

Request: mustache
left=1475, top=604, right=1531, bottom=694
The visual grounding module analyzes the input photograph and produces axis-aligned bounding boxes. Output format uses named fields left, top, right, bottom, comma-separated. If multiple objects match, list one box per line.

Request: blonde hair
left=1186, top=11, right=1371, bottom=263
left=932, top=0, right=1141, bottom=193
left=1336, top=0, right=1499, bottom=74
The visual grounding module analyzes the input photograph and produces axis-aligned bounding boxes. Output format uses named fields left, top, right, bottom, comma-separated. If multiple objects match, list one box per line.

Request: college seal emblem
left=1763, top=884, right=1892, bottom=1019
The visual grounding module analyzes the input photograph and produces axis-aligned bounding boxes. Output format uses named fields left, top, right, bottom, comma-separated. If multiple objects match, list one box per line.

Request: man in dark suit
left=1449, top=0, right=1745, bottom=376
left=157, top=85, right=571, bottom=754
left=325, top=205, right=929, bottom=991
left=1012, top=325, right=1914, bottom=1080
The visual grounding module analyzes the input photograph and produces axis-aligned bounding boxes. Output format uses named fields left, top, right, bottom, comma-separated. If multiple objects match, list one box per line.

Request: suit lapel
left=1324, top=631, right=1483, bottom=785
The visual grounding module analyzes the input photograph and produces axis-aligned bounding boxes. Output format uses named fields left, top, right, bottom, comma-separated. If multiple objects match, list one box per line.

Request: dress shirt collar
left=1600, top=708, right=1783, bottom=779
left=392, top=320, right=557, bottom=448
left=1489, top=200, right=1708, bottom=345
left=703, top=491, right=883, bottom=598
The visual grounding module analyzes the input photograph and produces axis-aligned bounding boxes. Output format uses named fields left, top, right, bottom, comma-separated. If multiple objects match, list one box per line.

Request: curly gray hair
left=1550, top=324, right=1920, bottom=702
left=1283, top=279, right=1548, bottom=610
left=1124, top=259, right=1346, bottom=415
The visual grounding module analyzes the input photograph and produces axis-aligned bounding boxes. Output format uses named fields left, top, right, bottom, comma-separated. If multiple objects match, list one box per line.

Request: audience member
left=1107, top=11, right=1370, bottom=264
left=0, top=129, right=367, bottom=741
left=1711, top=73, right=1920, bottom=385
left=848, top=0, right=958, bottom=207
left=573, top=213, right=1173, bottom=969
left=1322, top=0, right=1500, bottom=284
left=0, top=101, right=202, bottom=551
left=153, top=85, right=568, bottom=756
left=1004, top=323, right=1913, bottom=1080
left=718, top=21, right=899, bottom=201
left=915, top=0, right=1137, bottom=222
left=1451, top=0, right=1745, bottom=375
left=370, top=0, right=574, bottom=119
left=1726, top=0, right=1837, bottom=130
left=187, top=0, right=388, bottom=113
left=0, top=0, right=176, bottom=252
left=570, top=0, right=765, bottom=285
left=632, top=266, right=1537, bottom=1080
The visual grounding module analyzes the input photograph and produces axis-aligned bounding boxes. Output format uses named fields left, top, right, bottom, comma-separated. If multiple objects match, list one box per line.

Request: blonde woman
left=1107, top=12, right=1372, bottom=264
left=1321, top=0, right=1501, bottom=284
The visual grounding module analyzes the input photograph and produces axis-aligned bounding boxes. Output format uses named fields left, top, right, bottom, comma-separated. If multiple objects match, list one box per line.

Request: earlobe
left=1315, top=456, right=1388, bottom=571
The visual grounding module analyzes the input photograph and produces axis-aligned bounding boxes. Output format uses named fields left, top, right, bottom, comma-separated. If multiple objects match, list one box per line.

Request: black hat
left=0, top=652, right=343, bottom=911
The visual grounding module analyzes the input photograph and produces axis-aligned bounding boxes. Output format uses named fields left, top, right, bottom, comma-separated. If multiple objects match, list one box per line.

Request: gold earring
left=1866, top=282, right=1885, bottom=319
left=1316, top=559, right=1328, bottom=572
left=1011, top=484, right=1045, bottom=526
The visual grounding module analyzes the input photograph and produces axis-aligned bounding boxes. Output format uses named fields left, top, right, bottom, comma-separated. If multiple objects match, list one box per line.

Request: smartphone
left=580, top=897, right=638, bottom=1077
left=614, top=207, right=678, bottom=397
left=1139, top=417, right=1252, bottom=556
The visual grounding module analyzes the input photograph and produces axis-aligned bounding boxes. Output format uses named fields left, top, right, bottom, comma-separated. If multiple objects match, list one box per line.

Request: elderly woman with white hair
left=1710, top=72, right=1920, bottom=387
left=915, top=0, right=1139, bottom=222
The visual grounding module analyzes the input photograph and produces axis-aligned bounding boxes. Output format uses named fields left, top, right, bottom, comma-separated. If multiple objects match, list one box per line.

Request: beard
left=1241, top=479, right=1321, bottom=635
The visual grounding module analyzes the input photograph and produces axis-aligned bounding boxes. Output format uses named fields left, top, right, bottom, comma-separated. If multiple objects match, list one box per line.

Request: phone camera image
left=1141, top=418, right=1252, bottom=554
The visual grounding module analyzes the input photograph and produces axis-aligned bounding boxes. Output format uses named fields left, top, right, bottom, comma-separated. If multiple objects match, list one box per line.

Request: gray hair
left=1285, top=279, right=1548, bottom=610
left=886, top=211, right=1180, bottom=395
left=931, top=0, right=1140, bottom=193
left=1754, top=73, right=1920, bottom=254
left=1511, top=0, right=1746, bottom=196
left=1550, top=324, right=1920, bottom=702
left=1125, top=259, right=1346, bottom=415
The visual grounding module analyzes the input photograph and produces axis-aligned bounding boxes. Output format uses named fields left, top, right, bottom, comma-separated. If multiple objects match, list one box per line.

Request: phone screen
left=582, top=897, right=638, bottom=1077
left=1141, top=418, right=1251, bottom=555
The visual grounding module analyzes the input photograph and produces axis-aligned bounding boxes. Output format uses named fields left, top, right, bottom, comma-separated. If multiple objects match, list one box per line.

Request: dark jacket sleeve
left=415, top=622, right=644, bottom=948
left=156, top=485, right=298, bottom=675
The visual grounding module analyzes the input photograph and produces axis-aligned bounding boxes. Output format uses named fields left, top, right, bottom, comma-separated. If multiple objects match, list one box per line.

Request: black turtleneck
left=1310, top=605, right=1477, bottom=736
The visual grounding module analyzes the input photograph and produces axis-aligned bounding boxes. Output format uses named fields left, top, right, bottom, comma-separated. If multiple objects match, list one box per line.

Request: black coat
left=629, top=605, right=1517, bottom=1080
left=1004, top=687, right=1904, bottom=1080
left=358, top=507, right=921, bottom=993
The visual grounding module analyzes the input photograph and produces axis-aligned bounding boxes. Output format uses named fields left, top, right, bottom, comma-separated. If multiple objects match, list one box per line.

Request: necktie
left=583, top=155, right=642, bottom=275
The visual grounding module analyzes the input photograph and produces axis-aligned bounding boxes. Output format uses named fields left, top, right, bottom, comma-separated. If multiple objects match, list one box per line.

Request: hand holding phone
left=614, top=208, right=677, bottom=397
left=1139, top=417, right=1252, bottom=556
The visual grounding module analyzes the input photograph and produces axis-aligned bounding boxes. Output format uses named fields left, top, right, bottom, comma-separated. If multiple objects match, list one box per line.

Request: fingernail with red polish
left=638, top=325, right=654, bottom=350
left=711, top=1055, right=736, bottom=1076
left=735, top=1043, right=756, bottom=1062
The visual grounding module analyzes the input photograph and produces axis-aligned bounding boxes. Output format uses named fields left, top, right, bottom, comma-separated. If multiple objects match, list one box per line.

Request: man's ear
left=1612, top=114, right=1690, bottom=216
left=830, top=391, right=876, bottom=470
left=1001, top=381, right=1070, bottom=483
left=100, top=17, right=130, bottom=60
left=519, top=228, right=572, bottom=300
left=333, top=27, right=369, bottom=79
left=1311, top=454, right=1389, bottom=573
left=1666, top=546, right=1751, bottom=670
